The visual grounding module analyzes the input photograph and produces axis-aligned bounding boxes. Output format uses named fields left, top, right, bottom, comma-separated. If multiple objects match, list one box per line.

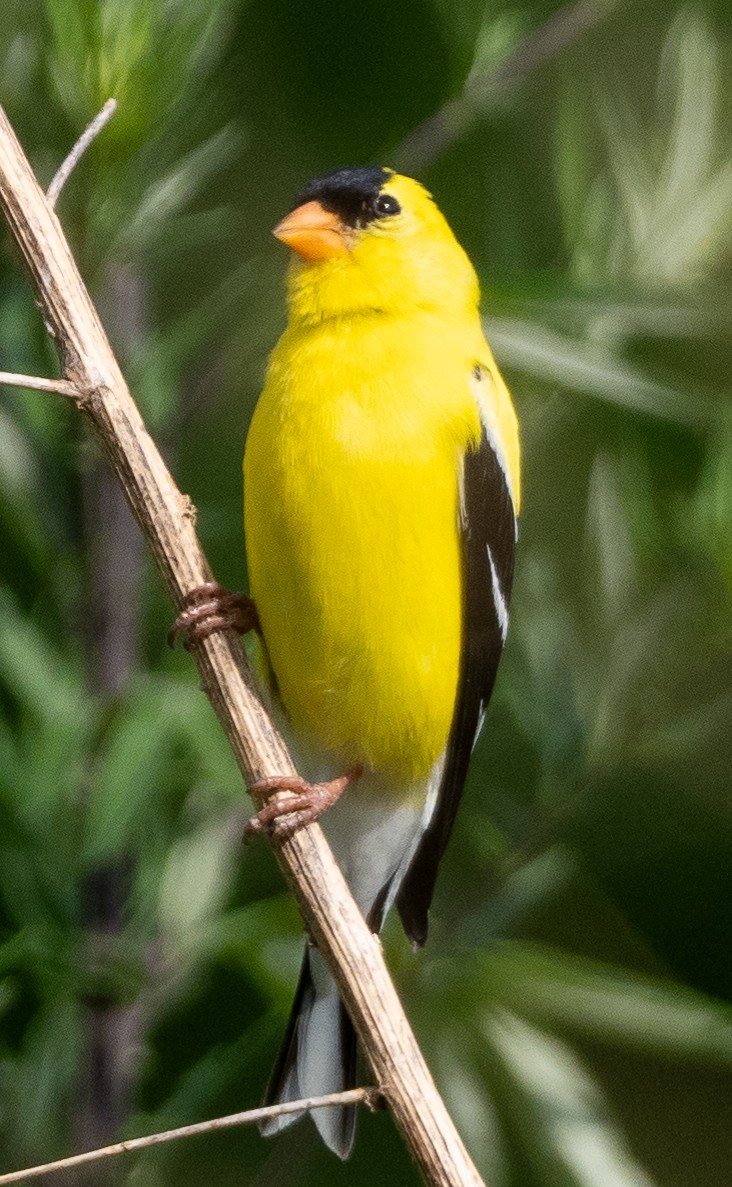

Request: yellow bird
left=175, top=167, right=519, bottom=1156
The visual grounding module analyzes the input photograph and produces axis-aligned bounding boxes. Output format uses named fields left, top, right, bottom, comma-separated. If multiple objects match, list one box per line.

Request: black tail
left=260, top=949, right=358, bottom=1158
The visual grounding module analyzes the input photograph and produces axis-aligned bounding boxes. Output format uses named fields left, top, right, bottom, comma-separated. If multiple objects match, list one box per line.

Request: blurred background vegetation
left=1, top=1, right=731, bottom=1184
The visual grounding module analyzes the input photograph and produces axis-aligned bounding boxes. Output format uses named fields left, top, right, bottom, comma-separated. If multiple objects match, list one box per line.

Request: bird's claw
left=245, top=767, right=363, bottom=841
left=168, top=581, right=260, bottom=649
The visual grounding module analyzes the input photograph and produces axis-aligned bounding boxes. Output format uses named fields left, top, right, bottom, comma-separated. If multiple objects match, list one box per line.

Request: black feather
left=260, top=953, right=311, bottom=1113
left=260, top=952, right=358, bottom=1157
left=292, top=167, right=394, bottom=229
left=397, top=418, right=516, bottom=947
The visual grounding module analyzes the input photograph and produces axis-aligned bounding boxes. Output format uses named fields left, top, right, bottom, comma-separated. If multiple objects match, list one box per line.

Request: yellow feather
left=246, top=315, right=474, bottom=778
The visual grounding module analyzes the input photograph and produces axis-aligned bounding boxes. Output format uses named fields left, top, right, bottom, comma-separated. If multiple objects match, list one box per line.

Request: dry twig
left=0, top=105, right=485, bottom=1187
left=0, top=369, right=79, bottom=396
left=46, top=97, right=117, bottom=208
left=0, top=1090, right=379, bottom=1184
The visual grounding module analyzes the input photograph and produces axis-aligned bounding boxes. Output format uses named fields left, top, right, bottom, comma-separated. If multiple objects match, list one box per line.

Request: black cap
left=292, top=167, right=398, bottom=229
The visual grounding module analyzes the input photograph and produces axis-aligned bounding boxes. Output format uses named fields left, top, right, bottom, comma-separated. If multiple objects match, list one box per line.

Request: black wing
left=396, top=407, right=516, bottom=947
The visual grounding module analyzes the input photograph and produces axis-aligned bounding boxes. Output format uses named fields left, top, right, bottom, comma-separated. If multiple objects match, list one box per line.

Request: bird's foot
left=168, top=581, right=260, bottom=649
left=245, top=767, right=363, bottom=840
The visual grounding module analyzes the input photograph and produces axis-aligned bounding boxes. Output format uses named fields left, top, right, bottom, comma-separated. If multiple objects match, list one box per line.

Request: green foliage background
left=1, top=2, right=731, bottom=1184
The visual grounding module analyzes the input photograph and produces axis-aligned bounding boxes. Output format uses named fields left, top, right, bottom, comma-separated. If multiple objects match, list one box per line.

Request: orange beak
left=273, top=200, right=350, bottom=261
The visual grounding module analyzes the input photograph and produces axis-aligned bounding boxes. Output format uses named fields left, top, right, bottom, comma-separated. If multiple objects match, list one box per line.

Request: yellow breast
left=244, top=311, right=486, bottom=782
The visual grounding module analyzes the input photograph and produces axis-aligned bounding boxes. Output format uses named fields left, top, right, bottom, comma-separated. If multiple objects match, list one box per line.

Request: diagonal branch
left=0, top=105, right=485, bottom=1187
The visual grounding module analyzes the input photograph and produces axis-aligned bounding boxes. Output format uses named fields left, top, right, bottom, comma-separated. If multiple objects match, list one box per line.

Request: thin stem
left=0, top=370, right=79, bottom=397
left=0, top=1089, right=379, bottom=1185
left=46, top=98, right=117, bottom=208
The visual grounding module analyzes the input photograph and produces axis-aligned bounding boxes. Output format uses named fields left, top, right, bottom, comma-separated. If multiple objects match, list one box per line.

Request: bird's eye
left=374, top=193, right=401, bottom=217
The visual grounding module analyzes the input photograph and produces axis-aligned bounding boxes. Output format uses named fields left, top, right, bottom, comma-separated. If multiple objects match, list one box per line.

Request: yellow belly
left=244, top=315, right=482, bottom=782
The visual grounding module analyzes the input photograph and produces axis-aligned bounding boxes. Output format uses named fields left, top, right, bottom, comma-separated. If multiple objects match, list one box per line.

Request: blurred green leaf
left=159, top=816, right=239, bottom=947
left=84, top=687, right=174, bottom=863
left=489, top=317, right=704, bottom=424
left=0, top=590, right=85, bottom=724
left=118, top=124, right=242, bottom=256
left=440, top=943, right=732, bottom=1066
left=482, top=1011, right=659, bottom=1187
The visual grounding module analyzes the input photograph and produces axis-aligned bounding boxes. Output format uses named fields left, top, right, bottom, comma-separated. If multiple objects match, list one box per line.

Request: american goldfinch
left=247, top=166, right=519, bottom=1156
left=173, top=167, right=519, bottom=1157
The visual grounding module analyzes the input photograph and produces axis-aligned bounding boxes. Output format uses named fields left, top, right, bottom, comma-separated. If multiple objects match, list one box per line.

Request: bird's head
left=274, top=167, right=479, bottom=326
